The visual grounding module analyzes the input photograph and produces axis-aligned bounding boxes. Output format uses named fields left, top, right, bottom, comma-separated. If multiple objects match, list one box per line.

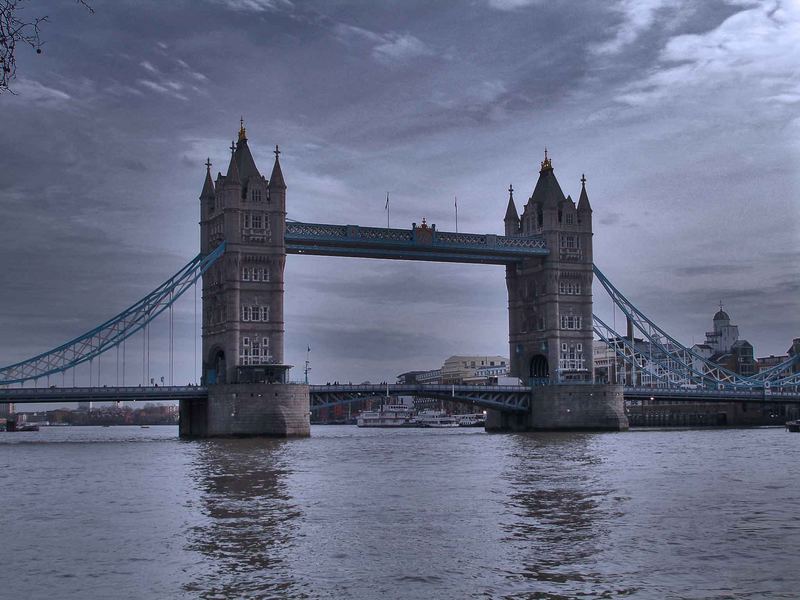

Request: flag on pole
left=307, top=346, right=311, bottom=352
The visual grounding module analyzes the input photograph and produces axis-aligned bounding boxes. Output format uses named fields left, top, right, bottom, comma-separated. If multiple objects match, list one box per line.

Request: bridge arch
left=529, top=354, right=549, bottom=379
left=206, top=347, right=227, bottom=385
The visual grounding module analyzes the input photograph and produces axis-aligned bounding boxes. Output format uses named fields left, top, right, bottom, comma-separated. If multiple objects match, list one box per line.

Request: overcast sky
left=1, top=0, right=798, bottom=391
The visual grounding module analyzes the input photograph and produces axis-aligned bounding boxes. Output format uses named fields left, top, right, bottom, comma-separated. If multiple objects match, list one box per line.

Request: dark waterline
left=1, top=425, right=797, bottom=599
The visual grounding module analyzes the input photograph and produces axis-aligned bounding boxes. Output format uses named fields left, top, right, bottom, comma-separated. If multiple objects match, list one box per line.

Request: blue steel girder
left=593, top=265, right=766, bottom=389
left=622, top=386, right=800, bottom=403
left=309, top=384, right=531, bottom=413
left=593, top=314, right=677, bottom=386
left=0, top=386, right=209, bottom=404
left=0, top=244, right=225, bottom=386
left=285, top=222, right=548, bottom=265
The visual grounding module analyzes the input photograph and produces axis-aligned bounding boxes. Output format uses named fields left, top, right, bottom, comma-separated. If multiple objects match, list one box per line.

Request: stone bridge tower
left=182, top=121, right=309, bottom=438
left=199, top=121, right=287, bottom=386
left=504, top=151, right=594, bottom=383
left=490, top=151, right=625, bottom=432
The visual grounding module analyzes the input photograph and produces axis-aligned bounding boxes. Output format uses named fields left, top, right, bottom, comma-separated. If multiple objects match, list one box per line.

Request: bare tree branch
left=0, top=0, right=93, bottom=94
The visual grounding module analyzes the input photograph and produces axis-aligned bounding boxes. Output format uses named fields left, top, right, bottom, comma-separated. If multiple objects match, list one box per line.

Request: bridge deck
left=0, top=384, right=796, bottom=406
left=285, top=222, right=548, bottom=264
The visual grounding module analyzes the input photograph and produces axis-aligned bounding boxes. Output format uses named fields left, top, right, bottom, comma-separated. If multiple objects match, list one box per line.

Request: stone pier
left=486, top=383, right=628, bottom=432
left=180, top=383, right=310, bottom=438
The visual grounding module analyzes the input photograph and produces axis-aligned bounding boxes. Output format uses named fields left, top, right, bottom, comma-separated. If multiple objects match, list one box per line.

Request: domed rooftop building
left=694, top=304, right=756, bottom=376
left=713, top=309, right=730, bottom=324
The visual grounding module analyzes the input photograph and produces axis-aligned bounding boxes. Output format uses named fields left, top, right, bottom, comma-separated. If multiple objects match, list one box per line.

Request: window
left=559, top=343, right=585, bottom=371
left=252, top=214, right=263, bottom=229
left=241, top=305, right=252, bottom=321
left=560, top=235, right=579, bottom=249
left=262, top=267, right=270, bottom=282
left=242, top=268, right=250, bottom=281
left=566, top=213, right=574, bottom=225
left=261, top=306, right=269, bottom=321
left=560, top=315, right=582, bottom=330
left=243, top=213, right=252, bottom=229
left=252, top=188, right=262, bottom=202
left=558, top=280, right=582, bottom=295
left=252, top=267, right=260, bottom=281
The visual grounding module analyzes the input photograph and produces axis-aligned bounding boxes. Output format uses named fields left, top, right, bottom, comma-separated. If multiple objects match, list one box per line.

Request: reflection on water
left=500, top=433, right=634, bottom=599
left=183, top=439, right=304, bottom=599
left=1, top=426, right=799, bottom=599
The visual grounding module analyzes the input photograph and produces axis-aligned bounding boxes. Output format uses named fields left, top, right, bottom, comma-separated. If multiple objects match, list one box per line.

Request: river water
left=0, top=425, right=798, bottom=599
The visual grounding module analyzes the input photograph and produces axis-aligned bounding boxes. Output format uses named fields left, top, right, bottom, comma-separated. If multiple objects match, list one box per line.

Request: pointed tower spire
left=225, top=141, right=240, bottom=185
left=238, top=116, right=247, bottom=142
left=577, top=173, right=592, bottom=212
left=540, top=147, right=553, bottom=173
left=504, top=184, right=520, bottom=235
left=201, top=158, right=215, bottom=198
left=269, top=144, right=286, bottom=189
left=504, top=184, right=519, bottom=221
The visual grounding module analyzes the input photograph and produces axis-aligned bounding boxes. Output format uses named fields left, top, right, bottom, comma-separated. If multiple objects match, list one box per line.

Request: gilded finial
left=540, top=147, right=552, bottom=173
left=238, top=117, right=247, bottom=142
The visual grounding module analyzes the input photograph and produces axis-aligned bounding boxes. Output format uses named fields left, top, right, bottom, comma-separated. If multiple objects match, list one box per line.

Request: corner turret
left=577, top=174, right=591, bottom=213
left=269, top=145, right=286, bottom=190
left=504, top=184, right=520, bottom=235
left=200, top=158, right=215, bottom=199
left=225, top=141, right=240, bottom=186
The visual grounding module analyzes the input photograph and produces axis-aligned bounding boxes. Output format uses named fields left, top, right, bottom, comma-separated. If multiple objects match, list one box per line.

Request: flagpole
left=455, top=195, right=458, bottom=233
left=386, top=192, right=390, bottom=229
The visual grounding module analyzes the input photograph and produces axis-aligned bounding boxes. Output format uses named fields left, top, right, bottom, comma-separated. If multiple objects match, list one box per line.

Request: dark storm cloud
left=1, top=0, right=798, bottom=388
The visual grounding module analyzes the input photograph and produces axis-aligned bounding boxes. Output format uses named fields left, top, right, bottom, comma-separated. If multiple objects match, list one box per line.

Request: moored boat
left=357, top=404, right=415, bottom=427
left=414, top=409, right=459, bottom=428
left=457, top=413, right=487, bottom=427
left=786, top=420, right=800, bottom=432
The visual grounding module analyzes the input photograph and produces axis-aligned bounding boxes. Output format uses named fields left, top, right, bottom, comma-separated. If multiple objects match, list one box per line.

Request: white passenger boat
left=457, top=413, right=487, bottom=427
left=356, top=404, right=415, bottom=427
left=414, top=409, right=459, bottom=428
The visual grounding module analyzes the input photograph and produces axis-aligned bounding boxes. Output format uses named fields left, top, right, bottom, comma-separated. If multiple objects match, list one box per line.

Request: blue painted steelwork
left=285, top=221, right=548, bottom=264
left=593, top=267, right=800, bottom=390
left=595, top=265, right=764, bottom=389
left=0, top=243, right=226, bottom=386
left=308, top=383, right=531, bottom=413
left=2, top=381, right=797, bottom=407
left=0, top=385, right=208, bottom=404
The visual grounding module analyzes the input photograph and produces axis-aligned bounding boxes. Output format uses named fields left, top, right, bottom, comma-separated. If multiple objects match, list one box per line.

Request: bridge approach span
left=308, top=384, right=532, bottom=413
left=1, top=385, right=797, bottom=408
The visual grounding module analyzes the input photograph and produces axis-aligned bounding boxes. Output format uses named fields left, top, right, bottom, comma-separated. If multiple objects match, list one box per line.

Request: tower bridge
left=1, top=124, right=798, bottom=435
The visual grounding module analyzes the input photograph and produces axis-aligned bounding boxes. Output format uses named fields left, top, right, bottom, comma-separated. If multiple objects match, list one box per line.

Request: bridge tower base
left=485, top=383, right=628, bottom=432
left=179, top=383, right=310, bottom=438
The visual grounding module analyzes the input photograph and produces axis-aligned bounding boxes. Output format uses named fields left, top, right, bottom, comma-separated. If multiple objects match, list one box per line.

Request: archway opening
left=207, top=349, right=226, bottom=385
left=529, top=354, right=549, bottom=379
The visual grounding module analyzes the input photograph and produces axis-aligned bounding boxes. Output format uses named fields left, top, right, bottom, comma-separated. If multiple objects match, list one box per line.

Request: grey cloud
left=1, top=0, right=797, bottom=387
